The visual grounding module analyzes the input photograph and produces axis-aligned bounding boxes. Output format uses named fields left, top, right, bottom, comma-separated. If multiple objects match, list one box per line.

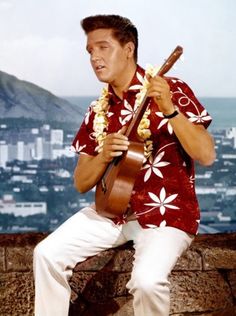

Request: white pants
left=33, top=207, right=193, bottom=316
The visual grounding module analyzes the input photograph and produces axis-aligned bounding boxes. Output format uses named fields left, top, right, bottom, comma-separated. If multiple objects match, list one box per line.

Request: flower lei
left=92, top=65, right=159, bottom=160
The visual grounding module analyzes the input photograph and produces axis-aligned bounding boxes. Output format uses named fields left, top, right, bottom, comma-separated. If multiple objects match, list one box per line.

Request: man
left=33, top=14, right=215, bottom=316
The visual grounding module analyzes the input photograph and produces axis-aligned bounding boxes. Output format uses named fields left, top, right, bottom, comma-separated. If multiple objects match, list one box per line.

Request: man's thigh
left=36, top=207, right=127, bottom=265
left=132, top=226, right=194, bottom=278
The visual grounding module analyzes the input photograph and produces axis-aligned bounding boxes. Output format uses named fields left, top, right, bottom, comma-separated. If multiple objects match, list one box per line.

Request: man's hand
left=147, top=75, right=175, bottom=116
left=100, top=127, right=130, bottom=163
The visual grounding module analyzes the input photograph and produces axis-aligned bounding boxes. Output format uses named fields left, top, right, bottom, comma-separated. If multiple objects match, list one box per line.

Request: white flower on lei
left=155, top=112, right=173, bottom=134
left=142, top=151, right=170, bottom=182
left=143, top=187, right=179, bottom=216
left=129, top=70, right=149, bottom=90
left=186, top=109, right=211, bottom=124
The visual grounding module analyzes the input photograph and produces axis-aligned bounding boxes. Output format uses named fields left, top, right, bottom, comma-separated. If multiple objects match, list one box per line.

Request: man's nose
left=91, top=51, right=100, bottom=62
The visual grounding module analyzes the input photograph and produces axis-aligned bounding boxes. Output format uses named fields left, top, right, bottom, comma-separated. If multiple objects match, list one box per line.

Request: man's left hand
left=147, top=76, right=175, bottom=116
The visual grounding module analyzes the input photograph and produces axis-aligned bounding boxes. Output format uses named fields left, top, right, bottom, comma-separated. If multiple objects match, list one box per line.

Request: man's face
left=86, top=28, right=133, bottom=85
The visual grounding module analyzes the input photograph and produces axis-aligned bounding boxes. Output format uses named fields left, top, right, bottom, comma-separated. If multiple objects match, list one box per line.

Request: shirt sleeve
left=169, top=78, right=212, bottom=129
left=70, top=102, right=98, bottom=156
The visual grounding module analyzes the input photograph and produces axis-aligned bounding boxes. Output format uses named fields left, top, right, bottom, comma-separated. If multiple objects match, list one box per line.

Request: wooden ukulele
left=95, top=46, right=183, bottom=218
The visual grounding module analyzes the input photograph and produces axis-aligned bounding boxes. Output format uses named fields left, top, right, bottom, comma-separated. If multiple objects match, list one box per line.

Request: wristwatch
left=163, top=107, right=179, bottom=119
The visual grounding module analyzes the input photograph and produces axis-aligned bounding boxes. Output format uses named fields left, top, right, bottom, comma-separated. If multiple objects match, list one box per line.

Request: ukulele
left=95, top=46, right=183, bottom=218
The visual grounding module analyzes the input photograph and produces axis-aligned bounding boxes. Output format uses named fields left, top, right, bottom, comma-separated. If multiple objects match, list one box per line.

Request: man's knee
left=33, top=237, right=54, bottom=264
left=129, top=269, right=170, bottom=296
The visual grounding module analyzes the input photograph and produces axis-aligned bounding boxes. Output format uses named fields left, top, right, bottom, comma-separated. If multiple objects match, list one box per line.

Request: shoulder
left=165, top=76, right=196, bottom=98
left=165, top=76, right=188, bottom=88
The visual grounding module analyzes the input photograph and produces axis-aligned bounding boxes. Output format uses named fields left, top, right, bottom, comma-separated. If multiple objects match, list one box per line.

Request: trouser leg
left=33, top=207, right=127, bottom=316
left=126, top=226, right=194, bottom=316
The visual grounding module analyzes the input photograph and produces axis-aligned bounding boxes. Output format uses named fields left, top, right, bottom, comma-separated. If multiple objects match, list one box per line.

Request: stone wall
left=0, top=232, right=236, bottom=316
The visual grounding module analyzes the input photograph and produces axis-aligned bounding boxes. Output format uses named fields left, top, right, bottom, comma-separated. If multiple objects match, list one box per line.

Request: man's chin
left=96, top=75, right=110, bottom=84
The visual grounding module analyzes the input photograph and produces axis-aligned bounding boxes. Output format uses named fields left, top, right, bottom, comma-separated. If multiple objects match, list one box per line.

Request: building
left=51, top=129, right=63, bottom=145
left=0, top=194, right=47, bottom=217
left=226, top=127, right=236, bottom=148
left=0, top=141, right=8, bottom=167
left=17, top=141, right=24, bottom=161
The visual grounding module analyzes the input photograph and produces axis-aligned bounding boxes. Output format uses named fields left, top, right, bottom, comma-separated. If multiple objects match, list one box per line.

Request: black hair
left=81, top=14, right=138, bottom=62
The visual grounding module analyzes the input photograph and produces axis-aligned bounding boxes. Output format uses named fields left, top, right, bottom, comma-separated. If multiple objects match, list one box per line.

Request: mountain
left=0, top=70, right=84, bottom=123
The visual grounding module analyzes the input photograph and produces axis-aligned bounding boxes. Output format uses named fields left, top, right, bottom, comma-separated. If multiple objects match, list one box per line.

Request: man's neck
left=111, top=62, right=137, bottom=99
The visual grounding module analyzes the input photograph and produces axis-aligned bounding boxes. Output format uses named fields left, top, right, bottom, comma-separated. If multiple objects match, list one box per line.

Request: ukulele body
left=95, top=141, right=144, bottom=218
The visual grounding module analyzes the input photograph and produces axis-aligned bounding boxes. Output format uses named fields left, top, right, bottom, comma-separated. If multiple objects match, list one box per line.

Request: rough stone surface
left=228, top=270, right=236, bottom=299
left=0, top=232, right=236, bottom=316
left=6, top=245, right=34, bottom=272
left=170, top=271, right=233, bottom=313
left=0, top=247, right=5, bottom=272
left=174, top=248, right=202, bottom=270
left=202, top=247, right=236, bottom=270
left=0, top=272, right=34, bottom=316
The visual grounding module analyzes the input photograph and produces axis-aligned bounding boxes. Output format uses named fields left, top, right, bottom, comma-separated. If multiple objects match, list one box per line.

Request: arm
left=147, top=76, right=216, bottom=166
left=74, top=130, right=129, bottom=193
left=163, top=112, right=215, bottom=166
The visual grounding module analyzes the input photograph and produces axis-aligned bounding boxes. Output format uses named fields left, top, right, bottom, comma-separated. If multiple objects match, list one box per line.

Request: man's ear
left=125, top=41, right=135, bottom=59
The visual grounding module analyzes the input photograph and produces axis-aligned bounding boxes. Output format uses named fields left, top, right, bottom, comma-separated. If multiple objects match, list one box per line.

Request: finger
left=110, top=151, right=123, bottom=157
left=109, top=144, right=129, bottom=151
left=147, top=90, right=162, bottom=99
left=118, top=125, right=128, bottom=135
left=145, top=73, right=152, bottom=82
left=106, top=132, right=128, bottom=142
left=105, top=137, right=129, bottom=146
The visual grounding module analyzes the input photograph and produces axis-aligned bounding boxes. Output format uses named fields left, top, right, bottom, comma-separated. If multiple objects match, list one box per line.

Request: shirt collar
left=108, top=64, right=145, bottom=105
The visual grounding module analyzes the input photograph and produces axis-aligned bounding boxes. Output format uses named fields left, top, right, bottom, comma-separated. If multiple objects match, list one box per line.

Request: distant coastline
left=64, top=96, right=236, bottom=131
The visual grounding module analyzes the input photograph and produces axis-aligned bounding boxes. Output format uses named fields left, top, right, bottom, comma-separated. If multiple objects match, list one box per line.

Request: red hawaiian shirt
left=71, top=65, right=212, bottom=235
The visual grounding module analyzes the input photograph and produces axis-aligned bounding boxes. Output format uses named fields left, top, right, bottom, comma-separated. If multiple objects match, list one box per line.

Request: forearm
left=74, top=153, right=109, bottom=193
left=169, top=112, right=216, bottom=166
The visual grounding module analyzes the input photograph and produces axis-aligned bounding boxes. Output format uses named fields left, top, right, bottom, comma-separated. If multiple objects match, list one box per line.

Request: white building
left=226, top=127, right=236, bottom=148
left=0, top=194, right=47, bottom=216
left=8, top=144, right=17, bottom=162
left=0, top=141, right=8, bottom=167
left=17, top=141, right=24, bottom=161
left=51, top=129, right=63, bottom=145
left=35, top=137, right=43, bottom=160
left=52, top=146, right=74, bottom=159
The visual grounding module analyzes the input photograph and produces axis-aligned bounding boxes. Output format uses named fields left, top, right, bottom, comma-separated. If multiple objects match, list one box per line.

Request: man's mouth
left=95, top=65, right=105, bottom=71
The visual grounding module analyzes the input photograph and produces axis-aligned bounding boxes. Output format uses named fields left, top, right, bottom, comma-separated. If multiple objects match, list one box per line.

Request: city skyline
left=0, top=0, right=235, bottom=97
left=0, top=119, right=235, bottom=233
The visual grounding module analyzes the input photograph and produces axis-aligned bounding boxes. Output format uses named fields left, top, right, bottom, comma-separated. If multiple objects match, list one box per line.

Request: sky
left=0, top=0, right=235, bottom=97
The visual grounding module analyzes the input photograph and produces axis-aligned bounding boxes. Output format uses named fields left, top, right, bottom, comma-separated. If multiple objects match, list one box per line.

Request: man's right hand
left=74, top=126, right=129, bottom=193
left=100, top=130, right=130, bottom=163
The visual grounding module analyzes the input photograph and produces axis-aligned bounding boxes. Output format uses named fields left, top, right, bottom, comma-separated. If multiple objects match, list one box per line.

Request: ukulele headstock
left=158, top=46, right=183, bottom=77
